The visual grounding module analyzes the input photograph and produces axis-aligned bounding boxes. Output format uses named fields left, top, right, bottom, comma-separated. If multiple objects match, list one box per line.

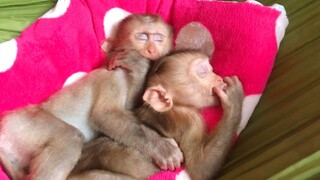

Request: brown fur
left=0, top=14, right=181, bottom=180
left=70, top=51, right=244, bottom=180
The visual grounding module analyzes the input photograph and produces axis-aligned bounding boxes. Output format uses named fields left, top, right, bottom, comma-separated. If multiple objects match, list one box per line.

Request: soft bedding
left=0, top=0, right=288, bottom=179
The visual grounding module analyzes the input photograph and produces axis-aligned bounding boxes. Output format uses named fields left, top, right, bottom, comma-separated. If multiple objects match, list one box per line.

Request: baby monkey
left=105, top=14, right=173, bottom=109
left=107, top=14, right=172, bottom=70
left=69, top=50, right=244, bottom=180
left=0, top=14, right=182, bottom=180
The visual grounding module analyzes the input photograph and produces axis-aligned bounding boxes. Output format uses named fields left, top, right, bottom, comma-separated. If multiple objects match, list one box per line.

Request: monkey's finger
left=179, top=150, right=184, bottom=163
left=164, top=138, right=184, bottom=163
left=234, top=76, right=244, bottom=89
left=223, top=76, right=236, bottom=85
left=213, top=87, right=227, bottom=100
left=173, top=156, right=182, bottom=169
left=106, top=57, right=117, bottom=70
left=229, top=76, right=240, bottom=85
left=226, top=76, right=244, bottom=95
left=232, top=75, right=240, bottom=81
left=172, top=148, right=183, bottom=169
left=224, top=76, right=244, bottom=94
left=173, top=146, right=184, bottom=163
left=157, top=160, right=168, bottom=170
left=167, top=158, right=175, bottom=171
left=230, top=76, right=242, bottom=85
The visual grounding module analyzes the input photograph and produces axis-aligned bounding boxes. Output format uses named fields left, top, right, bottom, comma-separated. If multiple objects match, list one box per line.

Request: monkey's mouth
left=148, top=55, right=161, bottom=61
left=221, top=83, right=227, bottom=92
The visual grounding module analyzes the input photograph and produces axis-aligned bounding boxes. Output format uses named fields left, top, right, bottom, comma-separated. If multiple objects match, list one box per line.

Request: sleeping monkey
left=69, top=50, right=244, bottom=180
left=0, top=14, right=183, bottom=180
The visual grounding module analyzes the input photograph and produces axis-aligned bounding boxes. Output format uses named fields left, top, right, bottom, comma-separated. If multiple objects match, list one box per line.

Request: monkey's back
left=41, top=67, right=135, bottom=141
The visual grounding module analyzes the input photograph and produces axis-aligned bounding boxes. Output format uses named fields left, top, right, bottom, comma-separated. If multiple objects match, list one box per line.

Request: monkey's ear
left=101, top=38, right=115, bottom=53
left=143, top=85, right=173, bottom=112
left=101, top=40, right=108, bottom=53
left=175, top=22, right=214, bottom=57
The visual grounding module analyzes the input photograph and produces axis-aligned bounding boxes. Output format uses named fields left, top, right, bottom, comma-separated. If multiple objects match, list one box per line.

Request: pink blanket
left=0, top=0, right=288, bottom=179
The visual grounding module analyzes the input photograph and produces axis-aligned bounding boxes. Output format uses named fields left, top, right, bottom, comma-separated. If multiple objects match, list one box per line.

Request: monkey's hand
left=149, top=137, right=184, bottom=171
left=213, top=76, right=244, bottom=121
left=107, top=50, right=149, bottom=73
left=140, top=126, right=183, bottom=171
left=107, top=51, right=129, bottom=71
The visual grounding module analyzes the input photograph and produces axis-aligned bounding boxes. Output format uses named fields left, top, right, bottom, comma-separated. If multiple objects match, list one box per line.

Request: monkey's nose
left=215, top=75, right=223, bottom=82
left=146, top=49, right=159, bottom=60
left=147, top=45, right=157, bottom=54
left=147, top=49, right=156, bottom=55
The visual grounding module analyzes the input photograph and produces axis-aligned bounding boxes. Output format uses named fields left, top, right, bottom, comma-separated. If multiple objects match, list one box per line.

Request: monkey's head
left=115, top=14, right=173, bottom=60
left=143, top=51, right=226, bottom=112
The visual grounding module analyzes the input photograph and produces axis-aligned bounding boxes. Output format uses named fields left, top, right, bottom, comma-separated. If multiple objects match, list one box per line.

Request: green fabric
left=218, top=118, right=320, bottom=179
left=269, top=150, right=320, bottom=180
left=0, top=0, right=56, bottom=43
left=217, top=0, right=320, bottom=179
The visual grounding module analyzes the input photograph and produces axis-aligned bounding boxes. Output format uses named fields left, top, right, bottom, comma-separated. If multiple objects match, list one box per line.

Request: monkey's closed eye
left=196, top=64, right=209, bottom=78
left=152, top=33, right=164, bottom=42
left=135, top=33, right=148, bottom=41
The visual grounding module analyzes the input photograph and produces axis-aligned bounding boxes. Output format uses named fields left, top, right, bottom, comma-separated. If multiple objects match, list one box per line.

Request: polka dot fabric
left=0, top=0, right=288, bottom=179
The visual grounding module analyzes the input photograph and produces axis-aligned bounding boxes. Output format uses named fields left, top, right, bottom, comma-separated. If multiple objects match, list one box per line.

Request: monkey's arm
left=90, top=108, right=183, bottom=171
left=107, top=50, right=147, bottom=71
left=117, top=51, right=151, bottom=110
left=186, top=76, right=244, bottom=180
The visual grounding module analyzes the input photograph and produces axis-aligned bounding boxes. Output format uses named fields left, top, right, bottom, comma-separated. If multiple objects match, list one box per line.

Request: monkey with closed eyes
left=69, top=51, right=244, bottom=180
left=69, top=23, right=244, bottom=180
left=0, top=14, right=183, bottom=180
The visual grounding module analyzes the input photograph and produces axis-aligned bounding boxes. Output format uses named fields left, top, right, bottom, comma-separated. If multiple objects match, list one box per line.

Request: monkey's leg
left=70, top=137, right=158, bottom=180
left=1, top=106, right=84, bottom=180
left=91, top=109, right=182, bottom=170
left=69, top=170, right=137, bottom=180
left=29, top=117, right=84, bottom=180
left=27, top=128, right=84, bottom=180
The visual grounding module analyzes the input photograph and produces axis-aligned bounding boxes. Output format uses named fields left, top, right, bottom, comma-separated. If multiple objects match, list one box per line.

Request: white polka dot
left=103, top=8, right=131, bottom=37
left=237, top=94, right=262, bottom=134
left=246, top=0, right=263, bottom=6
left=102, top=8, right=130, bottom=52
left=0, top=39, right=18, bottom=72
left=272, top=4, right=289, bottom=48
left=63, top=72, right=87, bottom=87
left=176, top=170, right=191, bottom=180
left=41, top=0, right=71, bottom=19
